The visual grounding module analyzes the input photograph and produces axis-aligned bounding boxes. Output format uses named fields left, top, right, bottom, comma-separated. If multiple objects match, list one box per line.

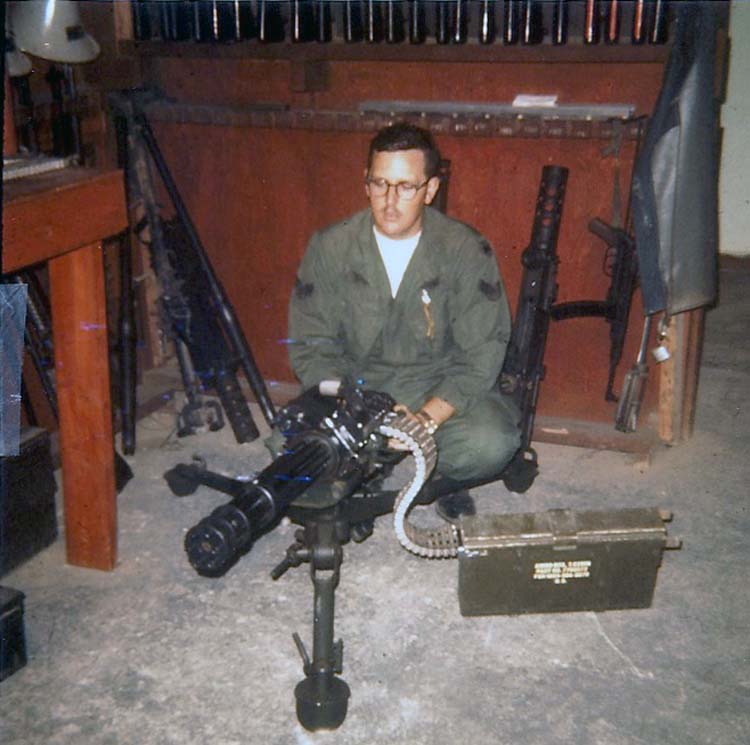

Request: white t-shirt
left=373, top=227, right=421, bottom=298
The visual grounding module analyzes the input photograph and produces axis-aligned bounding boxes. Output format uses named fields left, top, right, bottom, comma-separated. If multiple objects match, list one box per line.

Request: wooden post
left=49, top=242, right=117, bottom=570
left=658, top=308, right=706, bottom=444
left=4, top=169, right=128, bottom=571
left=679, top=308, right=706, bottom=441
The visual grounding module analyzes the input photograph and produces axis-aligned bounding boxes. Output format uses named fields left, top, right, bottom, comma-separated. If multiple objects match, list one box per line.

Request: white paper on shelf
left=512, top=94, right=559, bottom=108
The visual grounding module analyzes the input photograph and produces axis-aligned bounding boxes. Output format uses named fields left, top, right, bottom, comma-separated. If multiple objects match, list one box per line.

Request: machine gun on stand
left=164, top=164, right=570, bottom=730
left=166, top=382, right=444, bottom=729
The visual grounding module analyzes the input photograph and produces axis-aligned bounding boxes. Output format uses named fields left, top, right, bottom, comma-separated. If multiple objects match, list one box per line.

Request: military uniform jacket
left=288, top=206, right=512, bottom=415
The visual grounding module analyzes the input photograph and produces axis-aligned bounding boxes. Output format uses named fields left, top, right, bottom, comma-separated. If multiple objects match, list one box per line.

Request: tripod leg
left=293, top=513, right=350, bottom=731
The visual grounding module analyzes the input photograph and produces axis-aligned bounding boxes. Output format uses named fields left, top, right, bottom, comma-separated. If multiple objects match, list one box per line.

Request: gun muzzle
left=185, top=437, right=336, bottom=575
left=185, top=486, right=275, bottom=576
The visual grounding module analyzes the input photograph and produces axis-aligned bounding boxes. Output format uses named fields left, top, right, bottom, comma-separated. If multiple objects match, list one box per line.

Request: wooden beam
left=679, top=309, right=706, bottom=441
left=123, top=39, right=671, bottom=65
left=3, top=169, right=128, bottom=272
left=49, top=242, right=117, bottom=570
left=658, top=308, right=705, bottom=444
left=534, top=415, right=659, bottom=457
left=658, top=321, right=675, bottom=443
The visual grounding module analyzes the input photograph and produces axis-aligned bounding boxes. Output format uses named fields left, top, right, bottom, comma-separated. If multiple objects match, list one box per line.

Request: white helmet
left=5, top=4, right=33, bottom=76
left=5, top=40, right=32, bottom=77
left=9, top=0, right=100, bottom=64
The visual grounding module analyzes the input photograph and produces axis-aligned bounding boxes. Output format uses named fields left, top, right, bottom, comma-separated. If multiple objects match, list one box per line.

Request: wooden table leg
left=49, top=241, right=117, bottom=570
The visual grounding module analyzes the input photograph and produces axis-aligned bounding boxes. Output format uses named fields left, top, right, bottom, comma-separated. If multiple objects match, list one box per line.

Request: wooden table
left=3, top=168, right=128, bottom=570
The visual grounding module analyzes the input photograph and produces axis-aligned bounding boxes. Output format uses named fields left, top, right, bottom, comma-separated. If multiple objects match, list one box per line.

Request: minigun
left=178, top=384, right=412, bottom=577
left=166, top=382, right=453, bottom=730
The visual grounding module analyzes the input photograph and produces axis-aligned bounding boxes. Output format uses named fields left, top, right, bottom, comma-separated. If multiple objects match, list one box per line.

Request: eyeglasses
left=365, top=177, right=430, bottom=201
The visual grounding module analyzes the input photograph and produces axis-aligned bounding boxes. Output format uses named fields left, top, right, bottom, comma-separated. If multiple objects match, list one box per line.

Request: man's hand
left=387, top=397, right=456, bottom=450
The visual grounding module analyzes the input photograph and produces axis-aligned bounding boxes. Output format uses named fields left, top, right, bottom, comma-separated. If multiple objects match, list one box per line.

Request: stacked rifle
left=131, top=1, right=671, bottom=47
left=549, top=218, right=639, bottom=405
left=109, top=90, right=275, bottom=451
left=499, top=164, right=567, bottom=491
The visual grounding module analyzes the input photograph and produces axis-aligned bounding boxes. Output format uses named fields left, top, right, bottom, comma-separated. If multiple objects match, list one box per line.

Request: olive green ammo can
left=457, top=508, right=678, bottom=616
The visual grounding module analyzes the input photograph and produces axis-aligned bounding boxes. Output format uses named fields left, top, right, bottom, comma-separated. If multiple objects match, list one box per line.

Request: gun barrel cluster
left=185, top=437, right=335, bottom=575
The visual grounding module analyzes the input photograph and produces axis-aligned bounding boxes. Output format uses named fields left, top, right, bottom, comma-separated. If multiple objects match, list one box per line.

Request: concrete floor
left=1, top=262, right=749, bottom=745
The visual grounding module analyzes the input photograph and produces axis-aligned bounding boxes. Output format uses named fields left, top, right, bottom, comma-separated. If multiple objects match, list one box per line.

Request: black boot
left=435, top=489, right=476, bottom=524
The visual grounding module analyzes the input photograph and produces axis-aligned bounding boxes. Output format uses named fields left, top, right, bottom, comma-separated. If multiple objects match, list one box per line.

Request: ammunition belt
left=379, top=413, right=460, bottom=559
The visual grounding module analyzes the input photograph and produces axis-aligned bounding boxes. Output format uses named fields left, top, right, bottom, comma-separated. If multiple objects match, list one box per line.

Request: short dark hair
left=367, top=122, right=441, bottom=179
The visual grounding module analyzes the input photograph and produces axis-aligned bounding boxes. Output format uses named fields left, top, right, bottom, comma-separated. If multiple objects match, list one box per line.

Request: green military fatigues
left=287, top=206, right=520, bottom=481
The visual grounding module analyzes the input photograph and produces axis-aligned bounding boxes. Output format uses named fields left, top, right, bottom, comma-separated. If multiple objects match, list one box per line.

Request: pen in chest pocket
left=421, top=289, right=435, bottom=339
